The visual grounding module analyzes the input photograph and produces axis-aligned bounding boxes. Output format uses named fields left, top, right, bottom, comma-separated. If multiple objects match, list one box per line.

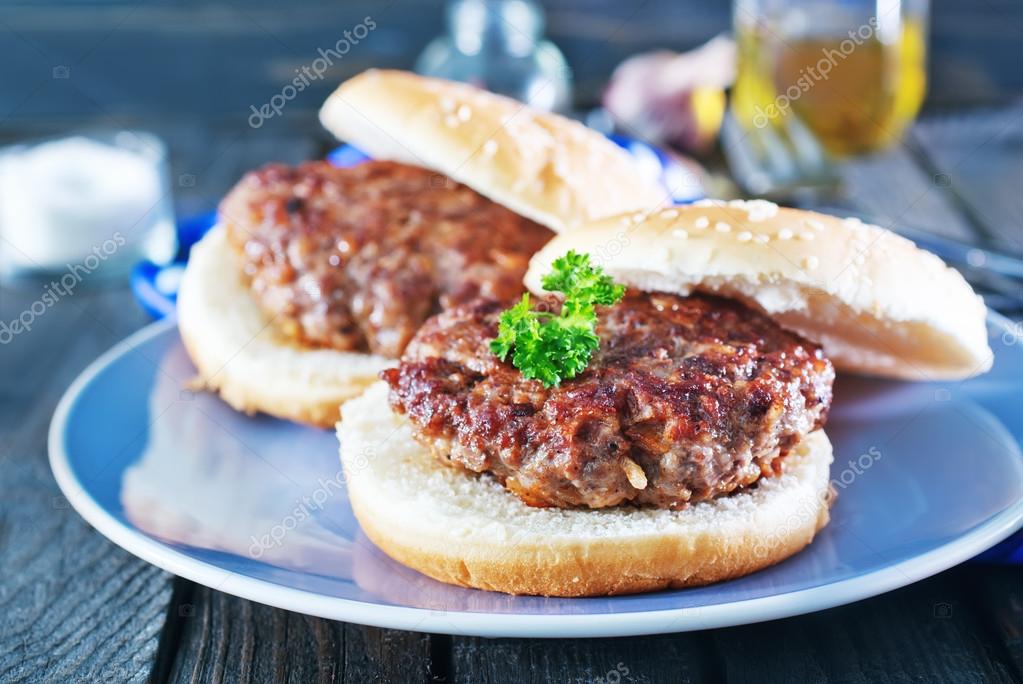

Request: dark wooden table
left=3, top=1, right=1023, bottom=680
left=1, top=105, right=1021, bottom=684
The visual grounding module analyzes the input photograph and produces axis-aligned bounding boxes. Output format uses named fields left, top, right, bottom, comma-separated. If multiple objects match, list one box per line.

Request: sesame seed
left=807, top=218, right=826, bottom=231
left=754, top=234, right=770, bottom=244
left=715, top=222, right=731, bottom=233
left=744, top=199, right=780, bottom=222
left=660, top=208, right=679, bottom=219
left=440, top=96, right=455, bottom=112
left=444, top=114, right=459, bottom=128
left=482, top=139, right=498, bottom=156
left=457, top=104, right=472, bottom=122
left=778, top=228, right=794, bottom=240
left=737, top=230, right=753, bottom=242
left=672, top=228, right=688, bottom=239
left=694, top=216, right=710, bottom=229
left=800, top=231, right=815, bottom=240
left=632, top=211, right=646, bottom=223
left=802, top=255, right=820, bottom=270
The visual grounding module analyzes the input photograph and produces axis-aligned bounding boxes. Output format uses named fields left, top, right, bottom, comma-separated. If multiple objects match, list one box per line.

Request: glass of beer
left=726, top=0, right=929, bottom=195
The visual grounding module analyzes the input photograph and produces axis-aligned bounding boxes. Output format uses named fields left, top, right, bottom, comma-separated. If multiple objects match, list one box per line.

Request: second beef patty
left=383, top=293, right=835, bottom=509
left=221, top=160, right=553, bottom=358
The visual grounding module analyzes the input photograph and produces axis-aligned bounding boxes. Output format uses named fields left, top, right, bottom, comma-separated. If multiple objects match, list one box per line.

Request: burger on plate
left=176, top=70, right=666, bottom=426
left=338, top=201, right=992, bottom=596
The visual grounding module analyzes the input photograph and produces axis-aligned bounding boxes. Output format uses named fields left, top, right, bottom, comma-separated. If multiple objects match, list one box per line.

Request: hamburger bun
left=180, top=70, right=667, bottom=426
left=525, top=201, right=992, bottom=380
left=177, top=226, right=391, bottom=427
left=338, top=382, right=833, bottom=597
left=319, top=69, right=669, bottom=234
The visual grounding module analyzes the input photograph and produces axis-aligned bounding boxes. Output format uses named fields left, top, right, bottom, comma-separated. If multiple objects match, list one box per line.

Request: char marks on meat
left=383, top=293, right=835, bottom=509
left=221, top=161, right=553, bottom=358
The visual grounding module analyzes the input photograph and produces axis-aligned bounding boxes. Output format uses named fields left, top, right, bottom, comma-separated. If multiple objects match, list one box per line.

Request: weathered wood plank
left=823, top=141, right=980, bottom=242
left=164, top=584, right=435, bottom=684
left=0, top=286, right=173, bottom=683
left=964, top=564, right=1023, bottom=682
left=444, top=567, right=1022, bottom=684
left=0, top=0, right=1017, bottom=137
left=451, top=631, right=718, bottom=683
left=164, top=123, right=323, bottom=218
left=711, top=565, right=1019, bottom=684
left=912, top=105, right=1023, bottom=254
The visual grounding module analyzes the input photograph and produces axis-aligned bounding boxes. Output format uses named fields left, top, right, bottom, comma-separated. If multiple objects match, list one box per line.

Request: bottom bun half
left=338, top=382, right=834, bottom=597
left=177, top=226, right=392, bottom=428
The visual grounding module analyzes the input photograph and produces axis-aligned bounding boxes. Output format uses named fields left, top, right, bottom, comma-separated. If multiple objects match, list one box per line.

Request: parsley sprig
left=490, top=250, right=626, bottom=387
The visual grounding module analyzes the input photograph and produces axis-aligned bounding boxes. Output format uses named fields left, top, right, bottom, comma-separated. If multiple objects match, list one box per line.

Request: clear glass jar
left=725, top=0, right=929, bottom=195
left=0, top=130, right=176, bottom=281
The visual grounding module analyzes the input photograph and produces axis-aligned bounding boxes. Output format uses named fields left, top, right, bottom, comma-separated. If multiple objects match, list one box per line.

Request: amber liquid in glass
left=733, top=18, right=926, bottom=156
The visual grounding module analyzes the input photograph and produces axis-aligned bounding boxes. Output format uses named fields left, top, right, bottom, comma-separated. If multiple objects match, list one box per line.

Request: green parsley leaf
left=489, top=250, right=625, bottom=387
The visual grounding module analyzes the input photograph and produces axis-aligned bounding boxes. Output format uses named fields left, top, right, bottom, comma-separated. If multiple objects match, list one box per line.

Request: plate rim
left=48, top=316, right=1023, bottom=638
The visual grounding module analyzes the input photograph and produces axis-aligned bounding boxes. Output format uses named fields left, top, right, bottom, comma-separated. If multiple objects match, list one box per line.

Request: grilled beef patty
left=383, top=293, right=835, bottom=509
left=221, top=161, right=553, bottom=358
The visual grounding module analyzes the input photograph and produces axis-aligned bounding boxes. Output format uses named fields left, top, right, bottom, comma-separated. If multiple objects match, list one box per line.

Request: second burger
left=177, top=70, right=667, bottom=426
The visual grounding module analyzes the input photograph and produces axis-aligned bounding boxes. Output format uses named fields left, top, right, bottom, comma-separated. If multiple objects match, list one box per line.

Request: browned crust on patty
left=383, top=293, right=835, bottom=509
left=220, top=160, right=553, bottom=358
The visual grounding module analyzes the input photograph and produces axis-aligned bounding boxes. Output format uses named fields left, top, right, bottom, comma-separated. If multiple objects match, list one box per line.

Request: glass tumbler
left=725, top=0, right=929, bottom=196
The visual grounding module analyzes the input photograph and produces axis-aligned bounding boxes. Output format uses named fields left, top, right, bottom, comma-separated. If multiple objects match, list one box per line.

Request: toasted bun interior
left=319, top=69, right=668, bottom=234
left=338, top=382, right=834, bottom=597
left=525, top=202, right=992, bottom=380
left=177, top=226, right=392, bottom=427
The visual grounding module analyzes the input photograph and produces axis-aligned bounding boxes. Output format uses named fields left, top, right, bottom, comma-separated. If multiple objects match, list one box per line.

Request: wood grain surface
left=0, top=287, right=171, bottom=683
left=0, top=7, right=1021, bottom=676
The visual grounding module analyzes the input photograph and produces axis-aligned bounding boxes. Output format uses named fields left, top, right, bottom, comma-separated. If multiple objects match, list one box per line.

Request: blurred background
left=2, top=0, right=1021, bottom=214
left=1, top=0, right=1023, bottom=308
